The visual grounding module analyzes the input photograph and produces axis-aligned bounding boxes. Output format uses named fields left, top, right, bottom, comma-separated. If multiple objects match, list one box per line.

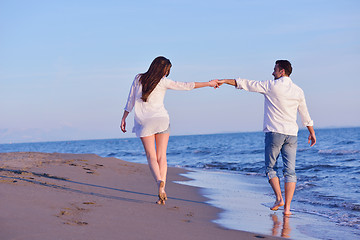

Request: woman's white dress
left=124, top=74, right=195, bottom=137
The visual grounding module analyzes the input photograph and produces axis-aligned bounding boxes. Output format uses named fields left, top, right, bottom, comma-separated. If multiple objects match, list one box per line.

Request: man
left=217, top=60, right=316, bottom=215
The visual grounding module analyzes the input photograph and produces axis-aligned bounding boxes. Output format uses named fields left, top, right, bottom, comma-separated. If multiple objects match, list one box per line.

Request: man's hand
left=308, top=132, right=316, bottom=147
left=307, top=126, right=316, bottom=147
left=216, top=79, right=225, bottom=87
left=212, top=79, right=236, bottom=86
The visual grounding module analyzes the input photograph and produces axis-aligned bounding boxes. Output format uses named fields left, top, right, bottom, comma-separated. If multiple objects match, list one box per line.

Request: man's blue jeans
left=265, top=132, right=297, bottom=183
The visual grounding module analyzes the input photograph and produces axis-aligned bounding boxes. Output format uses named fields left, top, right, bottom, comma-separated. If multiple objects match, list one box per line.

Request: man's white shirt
left=235, top=76, right=313, bottom=136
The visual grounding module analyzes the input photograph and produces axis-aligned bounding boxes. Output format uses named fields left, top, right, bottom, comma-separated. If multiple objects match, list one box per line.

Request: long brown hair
left=140, top=56, right=172, bottom=102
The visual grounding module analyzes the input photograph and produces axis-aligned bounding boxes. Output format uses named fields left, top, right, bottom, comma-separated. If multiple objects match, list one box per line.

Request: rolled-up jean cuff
left=284, top=174, right=297, bottom=183
left=266, top=171, right=278, bottom=181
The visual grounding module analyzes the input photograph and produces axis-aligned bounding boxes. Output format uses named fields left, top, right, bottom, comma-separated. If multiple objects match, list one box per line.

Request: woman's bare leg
left=141, top=135, right=162, bottom=182
left=155, top=133, right=169, bottom=183
left=155, top=133, right=169, bottom=201
left=141, top=132, right=170, bottom=204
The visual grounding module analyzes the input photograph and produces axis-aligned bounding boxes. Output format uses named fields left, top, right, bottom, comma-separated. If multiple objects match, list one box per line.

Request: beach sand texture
left=0, top=152, right=281, bottom=240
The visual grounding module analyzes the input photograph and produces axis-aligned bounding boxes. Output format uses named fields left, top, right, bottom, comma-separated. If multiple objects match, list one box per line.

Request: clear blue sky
left=1, top=0, right=359, bottom=143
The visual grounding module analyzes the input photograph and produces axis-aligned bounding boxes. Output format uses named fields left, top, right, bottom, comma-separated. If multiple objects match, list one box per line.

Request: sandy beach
left=0, top=152, right=282, bottom=240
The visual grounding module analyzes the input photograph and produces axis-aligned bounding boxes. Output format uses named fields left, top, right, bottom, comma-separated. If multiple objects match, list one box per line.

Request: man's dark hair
left=276, top=60, right=292, bottom=76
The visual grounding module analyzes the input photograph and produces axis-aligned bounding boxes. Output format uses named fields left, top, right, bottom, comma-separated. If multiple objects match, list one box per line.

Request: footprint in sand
left=81, top=167, right=95, bottom=174
left=186, top=212, right=194, bottom=217
left=168, top=206, right=179, bottom=210
left=57, top=202, right=95, bottom=226
left=181, top=211, right=194, bottom=223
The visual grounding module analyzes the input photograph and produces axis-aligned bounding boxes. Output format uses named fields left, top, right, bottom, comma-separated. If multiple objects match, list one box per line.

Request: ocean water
left=1, top=127, right=359, bottom=239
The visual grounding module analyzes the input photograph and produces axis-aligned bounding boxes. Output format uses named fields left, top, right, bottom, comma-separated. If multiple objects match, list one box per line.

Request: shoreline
left=0, top=152, right=280, bottom=240
left=178, top=169, right=360, bottom=240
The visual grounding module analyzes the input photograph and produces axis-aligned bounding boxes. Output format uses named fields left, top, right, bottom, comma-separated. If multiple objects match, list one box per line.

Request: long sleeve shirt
left=124, top=74, right=195, bottom=137
left=235, top=76, right=313, bottom=136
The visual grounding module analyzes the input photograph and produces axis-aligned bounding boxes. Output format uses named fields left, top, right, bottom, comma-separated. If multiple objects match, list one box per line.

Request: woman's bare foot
left=270, top=200, right=284, bottom=211
left=158, top=181, right=167, bottom=203
left=156, top=198, right=165, bottom=205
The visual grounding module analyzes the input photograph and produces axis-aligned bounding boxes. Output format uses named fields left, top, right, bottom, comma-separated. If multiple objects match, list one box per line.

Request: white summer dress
left=124, top=74, right=195, bottom=137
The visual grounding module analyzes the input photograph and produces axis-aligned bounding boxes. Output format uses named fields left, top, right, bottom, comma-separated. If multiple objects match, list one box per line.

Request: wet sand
left=0, top=152, right=281, bottom=240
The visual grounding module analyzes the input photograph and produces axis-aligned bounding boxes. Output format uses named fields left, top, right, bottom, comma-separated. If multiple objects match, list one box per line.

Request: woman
left=121, top=56, right=218, bottom=204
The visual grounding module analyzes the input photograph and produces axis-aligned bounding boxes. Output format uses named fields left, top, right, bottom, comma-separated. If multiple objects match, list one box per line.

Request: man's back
left=235, top=76, right=313, bottom=136
left=263, top=77, right=309, bottom=135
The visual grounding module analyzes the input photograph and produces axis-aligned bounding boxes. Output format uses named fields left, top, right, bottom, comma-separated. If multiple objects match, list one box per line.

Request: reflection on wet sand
left=271, top=214, right=291, bottom=238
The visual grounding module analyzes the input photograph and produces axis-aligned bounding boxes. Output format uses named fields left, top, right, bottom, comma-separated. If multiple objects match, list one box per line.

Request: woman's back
left=124, top=74, right=195, bottom=137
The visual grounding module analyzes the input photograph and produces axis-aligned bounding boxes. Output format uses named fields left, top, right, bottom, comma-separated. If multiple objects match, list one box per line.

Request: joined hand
left=208, top=79, right=220, bottom=89
left=208, top=79, right=226, bottom=89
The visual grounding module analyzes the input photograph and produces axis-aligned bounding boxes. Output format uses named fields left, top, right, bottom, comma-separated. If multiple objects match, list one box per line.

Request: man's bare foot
left=283, top=209, right=292, bottom=215
left=270, top=200, right=284, bottom=211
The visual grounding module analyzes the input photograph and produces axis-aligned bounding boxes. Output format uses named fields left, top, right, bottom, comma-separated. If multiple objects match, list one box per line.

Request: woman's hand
left=120, top=111, right=130, bottom=133
left=120, top=118, right=127, bottom=133
left=208, top=80, right=219, bottom=88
